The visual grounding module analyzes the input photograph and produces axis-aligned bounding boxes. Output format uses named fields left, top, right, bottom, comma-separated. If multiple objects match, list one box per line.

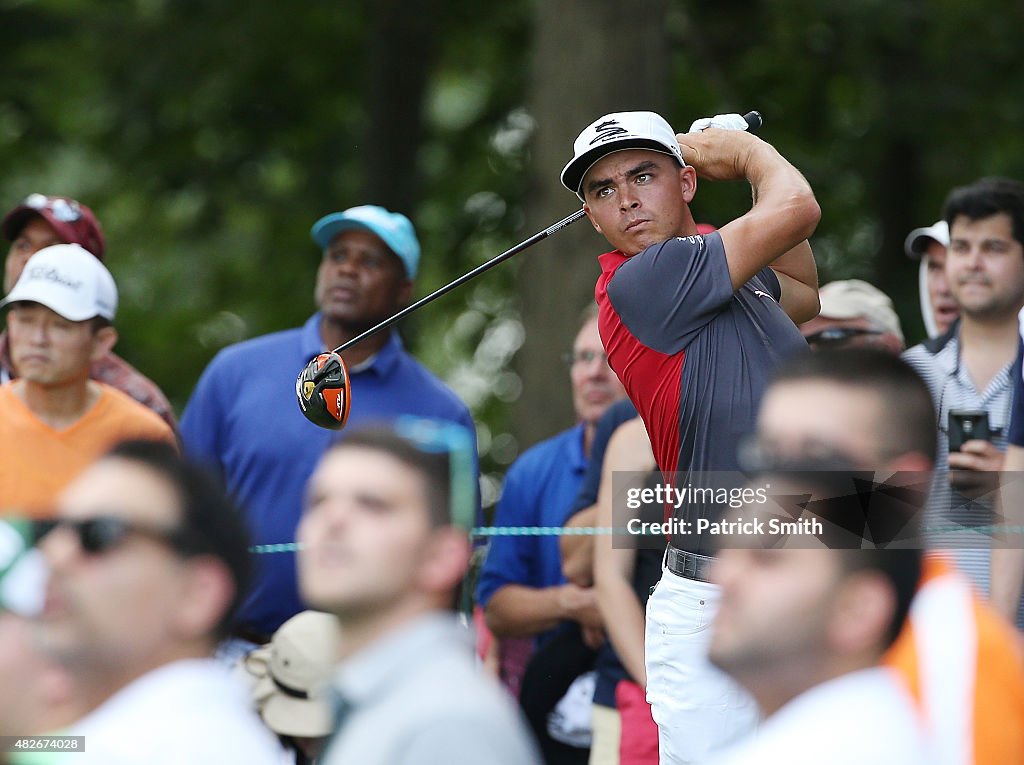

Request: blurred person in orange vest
left=746, top=347, right=1024, bottom=765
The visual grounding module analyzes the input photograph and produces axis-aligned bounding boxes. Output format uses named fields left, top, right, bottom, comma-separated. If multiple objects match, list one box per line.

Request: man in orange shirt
left=0, top=244, right=175, bottom=516
left=745, top=347, right=1024, bottom=765
left=1, top=193, right=176, bottom=432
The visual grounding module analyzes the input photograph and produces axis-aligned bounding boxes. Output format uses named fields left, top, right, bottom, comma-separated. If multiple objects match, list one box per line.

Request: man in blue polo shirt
left=181, top=205, right=476, bottom=649
left=560, top=112, right=821, bottom=763
left=477, top=306, right=625, bottom=647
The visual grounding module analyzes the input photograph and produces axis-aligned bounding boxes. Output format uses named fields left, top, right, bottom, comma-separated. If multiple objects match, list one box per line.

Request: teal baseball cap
left=310, top=205, right=421, bottom=280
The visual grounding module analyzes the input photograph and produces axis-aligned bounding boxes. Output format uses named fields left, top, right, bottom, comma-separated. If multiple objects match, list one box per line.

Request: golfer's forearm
left=746, top=143, right=817, bottom=222
left=770, top=241, right=820, bottom=323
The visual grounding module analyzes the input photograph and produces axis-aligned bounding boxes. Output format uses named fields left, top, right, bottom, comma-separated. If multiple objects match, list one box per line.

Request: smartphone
left=947, top=409, right=991, bottom=452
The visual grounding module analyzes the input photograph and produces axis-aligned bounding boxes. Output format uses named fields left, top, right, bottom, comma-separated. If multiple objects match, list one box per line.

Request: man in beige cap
left=799, top=279, right=904, bottom=354
left=0, top=244, right=175, bottom=515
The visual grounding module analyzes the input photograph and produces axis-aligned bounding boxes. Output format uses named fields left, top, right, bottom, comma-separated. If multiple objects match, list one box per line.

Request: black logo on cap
left=589, top=120, right=630, bottom=146
left=26, top=265, right=82, bottom=291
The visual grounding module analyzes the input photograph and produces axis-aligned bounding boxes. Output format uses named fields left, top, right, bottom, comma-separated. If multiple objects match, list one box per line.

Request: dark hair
left=327, top=426, right=454, bottom=529
left=943, top=176, right=1024, bottom=247
left=104, top=439, right=251, bottom=641
left=838, top=547, right=921, bottom=648
left=770, top=348, right=937, bottom=464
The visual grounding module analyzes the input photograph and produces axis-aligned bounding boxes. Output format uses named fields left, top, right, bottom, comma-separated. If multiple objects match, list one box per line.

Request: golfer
left=559, top=111, right=821, bottom=763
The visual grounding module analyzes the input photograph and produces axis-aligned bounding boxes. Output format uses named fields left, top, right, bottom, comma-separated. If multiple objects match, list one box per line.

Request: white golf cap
left=561, top=111, right=685, bottom=197
left=904, top=220, right=949, bottom=260
left=1, top=243, right=117, bottom=321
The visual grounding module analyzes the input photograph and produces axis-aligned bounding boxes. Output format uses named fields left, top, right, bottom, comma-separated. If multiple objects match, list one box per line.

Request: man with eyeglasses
left=1, top=194, right=177, bottom=433
left=31, top=439, right=282, bottom=763
left=298, top=418, right=539, bottom=764
left=0, top=245, right=176, bottom=516
left=901, top=177, right=1024, bottom=630
left=474, top=306, right=624, bottom=758
left=799, top=279, right=904, bottom=354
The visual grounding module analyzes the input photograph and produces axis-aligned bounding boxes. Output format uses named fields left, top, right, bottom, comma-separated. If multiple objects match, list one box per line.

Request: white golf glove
left=688, top=113, right=750, bottom=132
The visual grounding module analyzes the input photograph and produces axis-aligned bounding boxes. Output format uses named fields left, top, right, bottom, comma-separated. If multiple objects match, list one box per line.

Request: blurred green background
left=3, top=0, right=1022, bottom=512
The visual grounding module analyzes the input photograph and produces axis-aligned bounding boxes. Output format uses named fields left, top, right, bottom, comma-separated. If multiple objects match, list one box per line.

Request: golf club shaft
left=331, top=112, right=761, bottom=356
left=332, top=208, right=586, bottom=354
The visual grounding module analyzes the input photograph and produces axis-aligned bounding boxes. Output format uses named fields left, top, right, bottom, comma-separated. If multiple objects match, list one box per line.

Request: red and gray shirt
left=596, top=231, right=807, bottom=551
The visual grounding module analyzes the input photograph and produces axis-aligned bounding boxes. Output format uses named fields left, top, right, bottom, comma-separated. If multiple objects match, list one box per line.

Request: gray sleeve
left=753, top=267, right=782, bottom=301
left=605, top=232, right=734, bottom=355
left=393, top=720, right=540, bottom=765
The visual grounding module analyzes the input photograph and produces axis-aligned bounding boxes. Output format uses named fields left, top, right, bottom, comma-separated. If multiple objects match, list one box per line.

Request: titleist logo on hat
left=0, top=243, right=118, bottom=321
left=24, top=264, right=84, bottom=292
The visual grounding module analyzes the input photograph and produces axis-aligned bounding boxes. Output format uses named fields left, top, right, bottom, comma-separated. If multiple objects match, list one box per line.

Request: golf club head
left=296, top=351, right=351, bottom=430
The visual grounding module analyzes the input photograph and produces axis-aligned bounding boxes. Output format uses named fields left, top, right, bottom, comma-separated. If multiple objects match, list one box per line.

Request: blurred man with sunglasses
left=0, top=245, right=175, bottom=516
left=34, top=439, right=282, bottom=763
left=298, top=418, right=539, bottom=765
left=0, top=518, right=85, bottom=754
left=1, top=194, right=177, bottom=432
left=745, top=348, right=1024, bottom=765
left=799, top=279, right=904, bottom=354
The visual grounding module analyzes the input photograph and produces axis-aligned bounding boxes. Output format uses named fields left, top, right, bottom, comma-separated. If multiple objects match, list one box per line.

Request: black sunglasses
left=33, top=516, right=193, bottom=556
left=803, top=327, right=885, bottom=347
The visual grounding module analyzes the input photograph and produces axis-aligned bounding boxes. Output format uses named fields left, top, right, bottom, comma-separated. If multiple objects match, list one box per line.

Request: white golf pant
left=644, top=567, right=758, bottom=764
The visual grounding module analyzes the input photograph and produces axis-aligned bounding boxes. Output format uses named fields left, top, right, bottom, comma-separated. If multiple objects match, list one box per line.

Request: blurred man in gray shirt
left=298, top=417, right=540, bottom=765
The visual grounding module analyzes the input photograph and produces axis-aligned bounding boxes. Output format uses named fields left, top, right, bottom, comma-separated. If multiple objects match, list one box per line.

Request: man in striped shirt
left=901, top=177, right=1024, bottom=629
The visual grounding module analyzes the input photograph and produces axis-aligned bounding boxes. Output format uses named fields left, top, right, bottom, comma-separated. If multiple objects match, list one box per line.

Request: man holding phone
left=902, top=176, right=1024, bottom=629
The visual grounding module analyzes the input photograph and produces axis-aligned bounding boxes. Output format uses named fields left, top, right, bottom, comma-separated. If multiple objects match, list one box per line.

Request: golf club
left=297, top=111, right=763, bottom=430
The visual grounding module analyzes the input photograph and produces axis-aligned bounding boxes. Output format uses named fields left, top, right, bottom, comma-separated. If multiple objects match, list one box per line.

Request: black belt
left=232, top=625, right=272, bottom=645
left=666, top=547, right=714, bottom=583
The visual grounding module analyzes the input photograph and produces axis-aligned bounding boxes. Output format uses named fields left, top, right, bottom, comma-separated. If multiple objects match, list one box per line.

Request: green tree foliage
left=1, top=0, right=1023, bottom=509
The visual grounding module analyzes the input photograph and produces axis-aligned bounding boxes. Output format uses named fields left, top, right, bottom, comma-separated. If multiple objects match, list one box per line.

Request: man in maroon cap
left=0, top=194, right=177, bottom=433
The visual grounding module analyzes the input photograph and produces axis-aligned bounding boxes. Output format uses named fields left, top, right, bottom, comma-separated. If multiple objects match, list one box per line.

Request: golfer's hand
left=948, top=439, right=1004, bottom=498
left=676, top=127, right=763, bottom=183
left=688, top=113, right=750, bottom=132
